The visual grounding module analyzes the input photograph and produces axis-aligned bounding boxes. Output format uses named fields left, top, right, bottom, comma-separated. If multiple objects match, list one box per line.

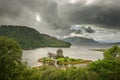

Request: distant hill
left=63, top=37, right=99, bottom=44
left=0, top=25, right=71, bottom=49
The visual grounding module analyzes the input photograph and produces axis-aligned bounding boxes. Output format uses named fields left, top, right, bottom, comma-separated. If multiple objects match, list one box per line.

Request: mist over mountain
left=63, top=37, right=99, bottom=44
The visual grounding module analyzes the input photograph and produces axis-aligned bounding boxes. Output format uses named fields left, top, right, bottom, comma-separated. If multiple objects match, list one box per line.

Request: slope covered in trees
left=0, top=25, right=71, bottom=49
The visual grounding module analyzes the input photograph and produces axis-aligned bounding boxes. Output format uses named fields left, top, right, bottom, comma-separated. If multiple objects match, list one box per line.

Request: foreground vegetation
left=0, top=36, right=120, bottom=80
left=0, top=25, right=71, bottom=49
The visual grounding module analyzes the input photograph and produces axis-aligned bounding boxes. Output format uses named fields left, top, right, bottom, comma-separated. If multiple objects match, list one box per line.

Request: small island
left=38, top=49, right=92, bottom=68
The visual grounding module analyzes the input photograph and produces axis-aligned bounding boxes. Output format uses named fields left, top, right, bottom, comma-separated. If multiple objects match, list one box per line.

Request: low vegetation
left=0, top=36, right=120, bottom=80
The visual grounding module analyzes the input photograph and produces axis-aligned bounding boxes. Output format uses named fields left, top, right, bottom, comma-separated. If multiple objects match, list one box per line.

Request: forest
left=0, top=25, right=71, bottom=50
left=0, top=36, right=120, bottom=80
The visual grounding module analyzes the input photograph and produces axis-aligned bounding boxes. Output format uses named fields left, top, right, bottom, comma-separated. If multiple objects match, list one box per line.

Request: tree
left=40, top=68, right=66, bottom=80
left=56, top=49, right=64, bottom=58
left=0, top=36, right=23, bottom=80
left=88, top=45, right=120, bottom=80
left=103, top=45, right=120, bottom=60
left=21, top=68, right=42, bottom=80
left=89, top=60, right=120, bottom=80
left=66, top=68, right=88, bottom=80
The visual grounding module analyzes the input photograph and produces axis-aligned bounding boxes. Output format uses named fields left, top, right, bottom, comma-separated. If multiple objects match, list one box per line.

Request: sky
left=0, top=0, right=120, bottom=43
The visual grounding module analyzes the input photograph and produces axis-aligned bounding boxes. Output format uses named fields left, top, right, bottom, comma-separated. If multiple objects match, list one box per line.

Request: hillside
left=63, top=37, right=99, bottom=44
left=0, top=25, right=71, bottom=49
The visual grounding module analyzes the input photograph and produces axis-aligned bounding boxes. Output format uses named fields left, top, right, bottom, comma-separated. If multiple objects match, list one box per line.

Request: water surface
left=22, top=44, right=117, bottom=67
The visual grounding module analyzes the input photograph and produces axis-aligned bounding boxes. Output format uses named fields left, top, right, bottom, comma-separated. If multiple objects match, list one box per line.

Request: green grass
left=57, top=57, right=91, bottom=65
left=38, top=57, right=92, bottom=67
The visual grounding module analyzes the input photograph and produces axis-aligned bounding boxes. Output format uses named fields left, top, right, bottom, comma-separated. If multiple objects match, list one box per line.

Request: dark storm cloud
left=59, top=0, right=120, bottom=28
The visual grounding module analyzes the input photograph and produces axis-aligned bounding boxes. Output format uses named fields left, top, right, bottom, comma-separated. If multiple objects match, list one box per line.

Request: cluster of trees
left=88, top=45, right=120, bottom=80
left=0, top=25, right=71, bottom=49
left=20, top=67, right=96, bottom=80
left=0, top=36, right=120, bottom=80
left=0, top=36, right=26, bottom=80
left=47, top=49, right=64, bottom=59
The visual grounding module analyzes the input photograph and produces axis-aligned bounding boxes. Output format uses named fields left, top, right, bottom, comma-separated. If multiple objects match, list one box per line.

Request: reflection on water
left=22, top=44, right=118, bottom=67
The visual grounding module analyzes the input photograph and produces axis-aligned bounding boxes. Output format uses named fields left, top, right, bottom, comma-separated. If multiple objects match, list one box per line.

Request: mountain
left=63, top=37, right=99, bottom=44
left=0, top=25, right=71, bottom=49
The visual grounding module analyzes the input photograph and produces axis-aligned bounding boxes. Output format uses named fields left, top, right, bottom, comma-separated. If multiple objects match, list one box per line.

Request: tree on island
left=47, top=49, right=64, bottom=59
left=56, top=49, right=64, bottom=58
left=47, top=52, right=53, bottom=59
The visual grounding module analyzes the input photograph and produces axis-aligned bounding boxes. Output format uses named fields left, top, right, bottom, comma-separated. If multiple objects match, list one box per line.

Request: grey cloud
left=71, top=29, right=82, bottom=34
left=84, top=27, right=95, bottom=33
left=20, top=0, right=70, bottom=30
left=0, top=0, right=22, bottom=18
left=58, top=0, right=120, bottom=28
left=0, top=0, right=70, bottom=35
left=0, top=0, right=120, bottom=38
left=71, top=26, right=95, bottom=34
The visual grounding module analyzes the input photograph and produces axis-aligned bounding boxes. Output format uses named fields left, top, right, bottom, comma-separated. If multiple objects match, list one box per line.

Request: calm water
left=22, top=44, right=117, bottom=67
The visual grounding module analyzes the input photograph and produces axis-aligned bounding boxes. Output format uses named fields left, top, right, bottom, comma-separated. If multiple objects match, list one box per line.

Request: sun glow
left=86, top=0, right=94, bottom=5
left=35, top=14, right=41, bottom=22
left=69, top=0, right=79, bottom=4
